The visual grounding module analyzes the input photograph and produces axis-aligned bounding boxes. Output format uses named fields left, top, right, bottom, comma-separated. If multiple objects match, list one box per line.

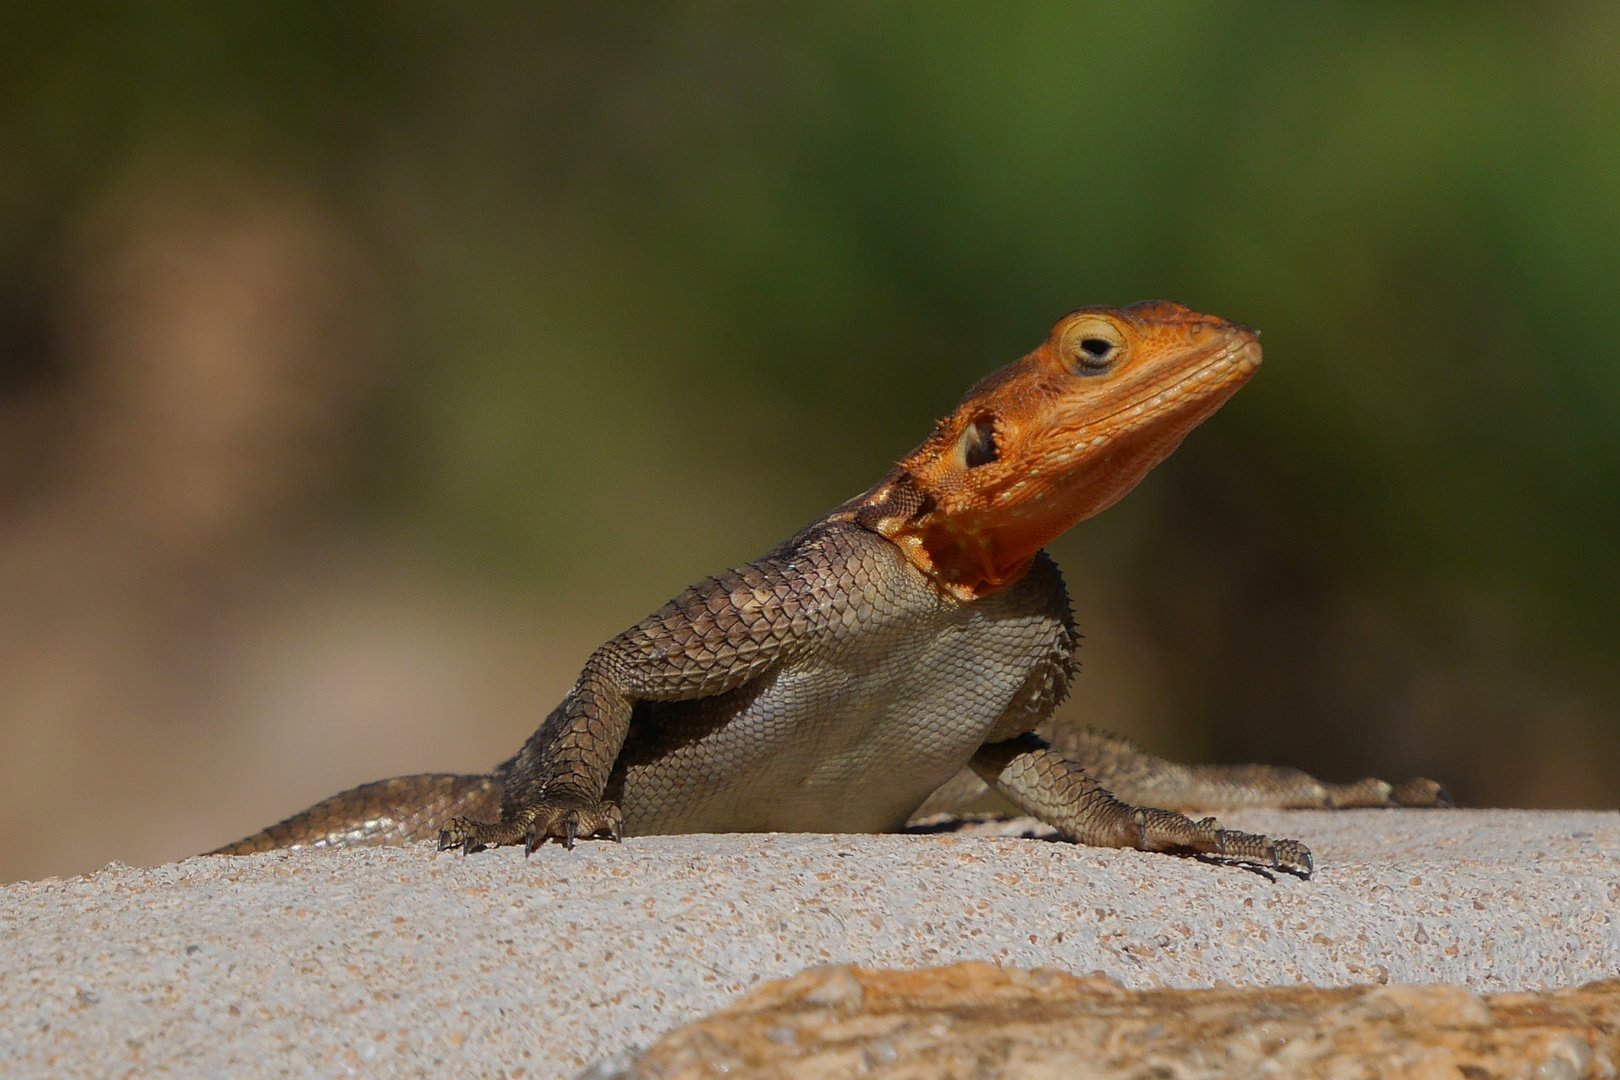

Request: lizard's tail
left=209, top=773, right=504, bottom=855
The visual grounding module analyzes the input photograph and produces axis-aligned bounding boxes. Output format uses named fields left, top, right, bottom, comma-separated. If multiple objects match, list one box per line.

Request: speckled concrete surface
left=2, top=810, right=1616, bottom=1078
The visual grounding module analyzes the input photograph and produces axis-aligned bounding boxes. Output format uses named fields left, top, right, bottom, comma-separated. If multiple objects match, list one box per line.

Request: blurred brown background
left=1, top=4, right=1617, bottom=882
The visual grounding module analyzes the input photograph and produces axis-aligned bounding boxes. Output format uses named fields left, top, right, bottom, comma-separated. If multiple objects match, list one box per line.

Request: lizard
left=211, top=301, right=1449, bottom=874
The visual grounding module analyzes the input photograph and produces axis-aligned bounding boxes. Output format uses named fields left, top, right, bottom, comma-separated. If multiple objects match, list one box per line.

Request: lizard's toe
left=1392, top=777, right=1452, bottom=808
left=438, top=817, right=489, bottom=853
left=1270, top=838, right=1313, bottom=876
left=1122, top=807, right=1225, bottom=854
left=530, top=801, right=623, bottom=854
left=1203, top=827, right=1313, bottom=877
left=438, top=815, right=524, bottom=854
left=437, top=799, right=623, bottom=856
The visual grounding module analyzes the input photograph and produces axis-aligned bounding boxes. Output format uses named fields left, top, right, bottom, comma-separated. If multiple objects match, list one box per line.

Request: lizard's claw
left=438, top=798, right=624, bottom=856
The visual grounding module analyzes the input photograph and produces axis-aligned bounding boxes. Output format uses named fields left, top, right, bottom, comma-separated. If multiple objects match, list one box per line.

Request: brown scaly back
left=846, top=302, right=1262, bottom=600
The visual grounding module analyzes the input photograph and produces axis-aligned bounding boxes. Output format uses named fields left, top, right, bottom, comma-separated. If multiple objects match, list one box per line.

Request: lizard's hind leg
left=1060, top=728, right=1451, bottom=811
left=969, top=733, right=1313, bottom=874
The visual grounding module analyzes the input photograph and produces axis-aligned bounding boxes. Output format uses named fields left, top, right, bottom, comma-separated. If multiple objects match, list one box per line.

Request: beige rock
left=608, top=963, right=1620, bottom=1080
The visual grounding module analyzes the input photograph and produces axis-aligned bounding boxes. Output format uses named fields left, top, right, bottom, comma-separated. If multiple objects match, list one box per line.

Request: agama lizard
left=212, top=302, right=1448, bottom=874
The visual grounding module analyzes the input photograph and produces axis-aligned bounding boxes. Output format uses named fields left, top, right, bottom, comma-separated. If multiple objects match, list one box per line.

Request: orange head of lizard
left=858, top=301, right=1262, bottom=600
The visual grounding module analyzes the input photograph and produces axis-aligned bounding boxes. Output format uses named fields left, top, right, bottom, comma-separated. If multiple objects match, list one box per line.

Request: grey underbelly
left=614, top=611, right=1062, bottom=835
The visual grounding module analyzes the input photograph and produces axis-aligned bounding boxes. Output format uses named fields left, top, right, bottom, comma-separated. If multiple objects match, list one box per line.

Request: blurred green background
left=1, top=3, right=1616, bottom=881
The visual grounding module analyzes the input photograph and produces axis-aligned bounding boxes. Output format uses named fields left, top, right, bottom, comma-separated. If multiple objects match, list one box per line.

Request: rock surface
left=1, top=809, right=1616, bottom=1078
left=607, top=962, right=1620, bottom=1080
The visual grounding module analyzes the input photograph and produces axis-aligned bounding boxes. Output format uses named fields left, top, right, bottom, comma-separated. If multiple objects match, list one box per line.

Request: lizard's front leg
left=439, top=664, right=630, bottom=854
left=970, top=733, right=1314, bottom=875
left=440, top=559, right=808, bottom=855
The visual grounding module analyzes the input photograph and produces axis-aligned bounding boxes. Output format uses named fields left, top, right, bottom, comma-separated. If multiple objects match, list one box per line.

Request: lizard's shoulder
left=758, top=513, right=902, bottom=577
left=608, top=516, right=915, bottom=660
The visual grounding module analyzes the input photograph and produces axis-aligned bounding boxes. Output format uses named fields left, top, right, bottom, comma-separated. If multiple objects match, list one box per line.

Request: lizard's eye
left=1061, top=317, right=1125, bottom=375
left=959, top=419, right=998, bottom=468
left=1076, top=338, right=1115, bottom=373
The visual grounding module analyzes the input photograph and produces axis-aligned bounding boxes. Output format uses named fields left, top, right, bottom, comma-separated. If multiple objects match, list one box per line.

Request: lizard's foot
left=437, top=798, right=623, bottom=855
left=1320, top=776, right=1452, bottom=808
left=1127, top=807, right=1314, bottom=877
left=971, top=736, right=1316, bottom=876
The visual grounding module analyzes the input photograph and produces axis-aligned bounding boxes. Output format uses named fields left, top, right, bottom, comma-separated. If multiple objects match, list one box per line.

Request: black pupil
left=1080, top=337, right=1113, bottom=358
left=964, top=421, right=997, bottom=468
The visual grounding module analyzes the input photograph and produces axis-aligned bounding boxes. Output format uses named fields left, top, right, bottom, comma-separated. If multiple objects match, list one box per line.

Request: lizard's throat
left=873, top=425, right=1197, bottom=602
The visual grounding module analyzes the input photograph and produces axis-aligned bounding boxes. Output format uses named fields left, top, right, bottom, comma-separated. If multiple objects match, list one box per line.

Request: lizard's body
left=603, top=525, right=1072, bottom=836
left=215, top=303, right=1446, bottom=872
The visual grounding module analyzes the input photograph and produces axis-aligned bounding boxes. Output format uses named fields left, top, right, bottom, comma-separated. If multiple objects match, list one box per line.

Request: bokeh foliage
left=3, top=2, right=1617, bottom=809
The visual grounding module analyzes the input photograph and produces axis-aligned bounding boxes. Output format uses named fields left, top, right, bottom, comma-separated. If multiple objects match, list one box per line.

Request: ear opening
left=959, top=415, right=998, bottom=468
